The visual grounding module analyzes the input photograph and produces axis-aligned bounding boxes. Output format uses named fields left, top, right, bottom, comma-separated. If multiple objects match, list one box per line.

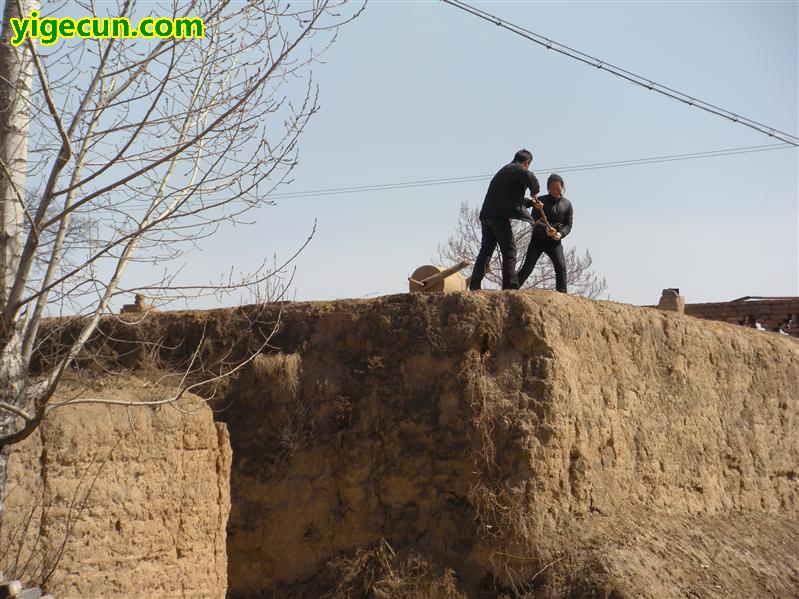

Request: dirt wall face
left=3, top=291, right=796, bottom=598
left=0, top=380, right=231, bottom=599
left=217, top=291, right=798, bottom=598
left=532, top=295, right=797, bottom=516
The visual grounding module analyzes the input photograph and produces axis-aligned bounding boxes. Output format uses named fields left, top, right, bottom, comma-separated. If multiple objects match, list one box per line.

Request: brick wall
left=683, top=298, right=799, bottom=336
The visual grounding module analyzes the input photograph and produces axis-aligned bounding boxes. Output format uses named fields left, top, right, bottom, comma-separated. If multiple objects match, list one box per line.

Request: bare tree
left=438, top=203, right=607, bottom=298
left=0, top=0, right=364, bottom=508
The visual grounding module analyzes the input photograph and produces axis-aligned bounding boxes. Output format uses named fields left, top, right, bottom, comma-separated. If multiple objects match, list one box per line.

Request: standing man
left=469, top=149, right=540, bottom=290
left=517, top=173, right=573, bottom=293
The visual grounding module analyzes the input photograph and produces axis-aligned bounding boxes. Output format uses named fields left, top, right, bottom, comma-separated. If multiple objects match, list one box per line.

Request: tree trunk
left=0, top=0, right=38, bottom=521
left=0, top=0, right=36, bottom=305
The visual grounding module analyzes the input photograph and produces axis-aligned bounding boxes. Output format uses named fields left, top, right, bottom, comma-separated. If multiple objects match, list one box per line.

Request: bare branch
left=0, top=402, right=32, bottom=422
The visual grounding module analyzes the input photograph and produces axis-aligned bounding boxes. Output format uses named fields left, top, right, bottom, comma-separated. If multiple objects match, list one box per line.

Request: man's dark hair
left=513, top=149, right=533, bottom=164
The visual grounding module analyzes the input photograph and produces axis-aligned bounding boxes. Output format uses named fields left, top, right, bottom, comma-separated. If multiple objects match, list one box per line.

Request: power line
left=441, top=0, right=799, bottom=147
left=267, top=142, right=793, bottom=200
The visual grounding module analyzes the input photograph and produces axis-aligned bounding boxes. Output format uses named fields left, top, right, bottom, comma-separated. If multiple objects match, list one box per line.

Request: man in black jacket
left=469, top=149, right=540, bottom=290
left=517, top=173, right=573, bottom=293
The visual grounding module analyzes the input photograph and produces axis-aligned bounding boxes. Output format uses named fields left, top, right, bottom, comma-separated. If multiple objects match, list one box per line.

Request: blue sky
left=146, top=1, right=799, bottom=306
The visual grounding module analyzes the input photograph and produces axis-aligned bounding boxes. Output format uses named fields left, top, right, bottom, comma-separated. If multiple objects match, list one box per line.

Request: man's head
left=513, top=149, right=533, bottom=169
left=547, top=173, right=565, bottom=197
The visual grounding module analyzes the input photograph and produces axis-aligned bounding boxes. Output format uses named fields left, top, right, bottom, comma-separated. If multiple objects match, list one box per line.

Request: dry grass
left=326, top=541, right=466, bottom=599
left=461, top=356, right=559, bottom=597
left=251, top=353, right=301, bottom=394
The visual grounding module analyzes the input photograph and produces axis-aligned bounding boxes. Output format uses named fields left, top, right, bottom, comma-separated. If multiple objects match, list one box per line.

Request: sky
left=126, top=1, right=799, bottom=306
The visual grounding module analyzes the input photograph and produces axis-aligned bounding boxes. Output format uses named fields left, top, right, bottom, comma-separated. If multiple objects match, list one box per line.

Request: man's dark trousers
left=469, top=216, right=519, bottom=290
left=517, top=238, right=567, bottom=292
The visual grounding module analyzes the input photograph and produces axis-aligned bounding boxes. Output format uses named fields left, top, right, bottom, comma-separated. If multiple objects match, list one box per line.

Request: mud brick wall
left=1, top=383, right=231, bottom=599
left=215, top=292, right=799, bottom=596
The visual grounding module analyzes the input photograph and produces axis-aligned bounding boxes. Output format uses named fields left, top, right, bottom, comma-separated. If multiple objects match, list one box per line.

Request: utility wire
left=267, top=142, right=793, bottom=200
left=441, top=0, right=799, bottom=147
